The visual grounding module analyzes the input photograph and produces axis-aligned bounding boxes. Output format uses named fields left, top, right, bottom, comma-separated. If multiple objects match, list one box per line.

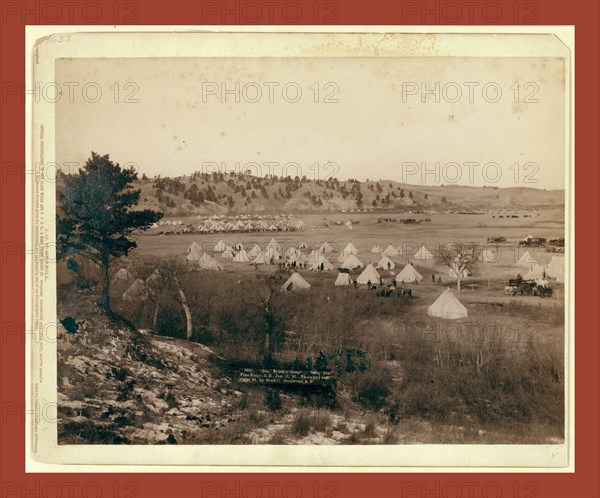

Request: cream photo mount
left=26, top=25, right=574, bottom=472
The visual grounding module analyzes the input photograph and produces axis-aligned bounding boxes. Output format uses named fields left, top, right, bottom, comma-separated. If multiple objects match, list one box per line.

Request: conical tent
left=524, top=264, right=545, bottom=280
left=307, top=249, right=321, bottom=264
left=376, top=255, right=395, bottom=270
left=395, top=263, right=423, bottom=283
left=187, top=241, right=202, bottom=254
left=248, top=244, right=261, bottom=257
left=371, top=245, right=382, bottom=254
left=516, top=250, right=538, bottom=267
left=342, top=242, right=359, bottom=255
left=250, top=252, right=267, bottom=265
left=281, top=272, right=311, bottom=291
left=122, top=278, right=150, bottom=302
left=320, top=242, right=336, bottom=254
left=267, top=238, right=280, bottom=250
left=187, top=244, right=203, bottom=261
left=200, top=255, right=224, bottom=271
left=335, top=272, right=353, bottom=286
left=414, top=245, right=434, bottom=260
left=112, top=268, right=132, bottom=282
left=427, top=288, right=468, bottom=319
left=309, top=256, right=334, bottom=271
left=356, top=264, right=381, bottom=285
left=221, top=248, right=235, bottom=259
left=546, top=256, right=564, bottom=283
left=145, top=269, right=161, bottom=285
left=264, top=245, right=281, bottom=261
left=214, top=240, right=226, bottom=252
left=481, top=248, right=495, bottom=262
left=340, top=254, right=364, bottom=269
left=233, top=248, right=251, bottom=262
left=382, top=244, right=399, bottom=257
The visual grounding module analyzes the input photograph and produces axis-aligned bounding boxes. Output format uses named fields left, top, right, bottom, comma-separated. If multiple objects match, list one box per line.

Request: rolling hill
left=134, top=172, right=564, bottom=216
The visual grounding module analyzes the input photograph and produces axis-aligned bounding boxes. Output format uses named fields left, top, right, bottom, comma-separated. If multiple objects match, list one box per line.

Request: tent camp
left=335, top=272, right=353, bottom=286
left=545, top=256, right=565, bottom=283
left=309, top=256, right=334, bottom=271
left=414, top=245, right=434, bottom=260
left=281, top=272, right=311, bottom=291
left=371, top=245, right=382, bottom=254
left=376, top=255, right=395, bottom=270
left=340, top=254, right=364, bottom=270
left=395, top=263, right=423, bottom=283
left=264, top=245, right=281, bottom=261
left=233, top=248, right=251, bottom=262
left=382, top=244, right=399, bottom=257
left=356, top=264, right=381, bottom=285
left=427, top=288, right=468, bottom=319
left=516, top=250, right=538, bottom=267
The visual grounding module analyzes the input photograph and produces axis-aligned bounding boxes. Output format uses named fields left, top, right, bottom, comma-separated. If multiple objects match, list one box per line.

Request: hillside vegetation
left=135, top=172, right=564, bottom=216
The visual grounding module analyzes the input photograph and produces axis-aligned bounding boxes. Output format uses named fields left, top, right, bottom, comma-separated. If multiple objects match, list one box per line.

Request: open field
left=58, top=206, right=566, bottom=445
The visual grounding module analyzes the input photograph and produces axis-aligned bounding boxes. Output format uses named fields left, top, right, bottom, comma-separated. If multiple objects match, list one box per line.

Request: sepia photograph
left=28, top=28, right=572, bottom=468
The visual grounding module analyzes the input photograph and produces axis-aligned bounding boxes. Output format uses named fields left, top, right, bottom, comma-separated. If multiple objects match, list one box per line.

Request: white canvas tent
left=414, top=245, right=434, bottom=260
left=309, top=256, right=334, bottom=271
left=524, top=264, right=546, bottom=280
left=214, top=240, right=226, bottom=252
left=200, top=255, right=224, bottom=271
left=481, top=248, right=496, bottom=263
left=334, top=272, right=353, bottom=286
left=250, top=252, right=268, bottom=265
left=356, top=264, right=381, bottom=285
left=516, top=250, right=538, bottom=267
left=281, top=272, right=311, bottom=291
left=248, top=244, right=261, bottom=257
left=342, top=242, right=359, bottom=255
left=376, top=255, right=395, bottom=270
left=546, top=256, right=565, bottom=283
left=187, top=244, right=203, bottom=261
left=233, top=248, right=251, bottom=262
left=427, top=288, right=468, bottom=319
left=112, top=268, right=132, bottom=282
left=382, top=244, right=399, bottom=257
left=371, top=245, right=382, bottom=254
left=320, top=242, right=336, bottom=254
left=395, top=263, right=423, bottom=283
left=187, top=241, right=202, bottom=254
left=221, top=248, right=235, bottom=259
left=122, top=278, right=150, bottom=302
left=340, top=254, right=364, bottom=270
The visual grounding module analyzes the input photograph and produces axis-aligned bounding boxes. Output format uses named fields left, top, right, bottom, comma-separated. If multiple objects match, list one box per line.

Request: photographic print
left=28, top=28, right=572, bottom=468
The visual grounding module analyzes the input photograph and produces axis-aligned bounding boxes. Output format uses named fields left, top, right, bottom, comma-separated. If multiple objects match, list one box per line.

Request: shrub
left=265, top=390, right=282, bottom=411
left=351, top=371, right=391, bottom=411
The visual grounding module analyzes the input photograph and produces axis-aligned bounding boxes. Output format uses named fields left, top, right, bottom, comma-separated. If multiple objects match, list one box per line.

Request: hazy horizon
left=56, top=56, right=566, bottom=190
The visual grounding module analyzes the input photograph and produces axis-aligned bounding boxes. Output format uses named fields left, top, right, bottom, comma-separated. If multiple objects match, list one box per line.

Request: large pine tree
left=57, top=152, right=162, bottom=312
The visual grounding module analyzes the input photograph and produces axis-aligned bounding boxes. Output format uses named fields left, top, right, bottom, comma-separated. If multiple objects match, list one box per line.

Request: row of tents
left=282, top=270, right=468, bottom=320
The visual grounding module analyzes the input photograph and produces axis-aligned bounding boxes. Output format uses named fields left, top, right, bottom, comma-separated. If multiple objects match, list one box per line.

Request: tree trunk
left=152, top=299, right=160, bottom=334
left=456, top=274, right=461, bottom=294
left=101, top=253, right=111, bottom=312
left=174, top=277, right=193, bottom=340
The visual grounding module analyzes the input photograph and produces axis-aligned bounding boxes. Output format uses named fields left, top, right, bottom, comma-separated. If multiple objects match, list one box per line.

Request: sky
left=56, top=56, right=566, bottom=189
